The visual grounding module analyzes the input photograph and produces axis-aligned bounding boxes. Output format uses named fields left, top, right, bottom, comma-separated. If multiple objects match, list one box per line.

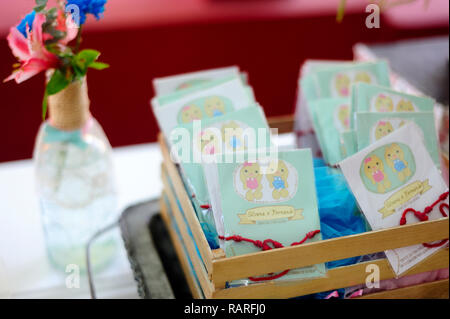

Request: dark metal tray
left=87, top=198, right=191, bottom=299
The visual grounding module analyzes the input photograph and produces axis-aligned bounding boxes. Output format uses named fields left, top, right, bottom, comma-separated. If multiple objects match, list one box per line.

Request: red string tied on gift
left=399, top=191, right=449, bottom=248
left=219, top=230, right=320, bottom=282
left=400, top=208, right=428, bottom=225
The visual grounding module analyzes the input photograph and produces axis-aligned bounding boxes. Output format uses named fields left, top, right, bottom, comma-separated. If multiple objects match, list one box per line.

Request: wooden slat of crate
left=211, top=249, right=448, bottom=298
left=159, top=194, right=204, bottom=299
left=357, top=279, right=449, bottom=299
left=266, top=114, right=295, bottom=134
left=161, top=167, right=216, bottom=298
left=158, top=134, right=215, bottom=272
left=210, top=219, right=449, bottom=288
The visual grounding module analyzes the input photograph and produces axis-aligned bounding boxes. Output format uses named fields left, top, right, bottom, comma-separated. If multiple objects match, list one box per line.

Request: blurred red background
left=0, top=0, right=448, bottom=162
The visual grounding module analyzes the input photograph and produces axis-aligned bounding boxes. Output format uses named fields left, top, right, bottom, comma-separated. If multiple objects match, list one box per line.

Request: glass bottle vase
left=33, top=77, right=119, bottom=273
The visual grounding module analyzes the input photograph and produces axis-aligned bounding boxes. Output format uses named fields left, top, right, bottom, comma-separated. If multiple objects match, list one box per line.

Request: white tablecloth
left=0, top=143, right=162, bottom=299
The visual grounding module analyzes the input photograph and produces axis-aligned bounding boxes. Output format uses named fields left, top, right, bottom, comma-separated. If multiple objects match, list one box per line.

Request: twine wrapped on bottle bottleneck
left=48, top=77, right=91, bottom=131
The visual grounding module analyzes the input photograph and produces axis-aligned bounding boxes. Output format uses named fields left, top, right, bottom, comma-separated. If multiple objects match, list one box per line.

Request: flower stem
left=74, top=25, right=83, bottom=53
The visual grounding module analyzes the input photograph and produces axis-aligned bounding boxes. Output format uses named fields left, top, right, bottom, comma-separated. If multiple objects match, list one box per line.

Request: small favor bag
left=203, top=149, right=327, bottom=284
left=339, top=123, right=449, bottom=276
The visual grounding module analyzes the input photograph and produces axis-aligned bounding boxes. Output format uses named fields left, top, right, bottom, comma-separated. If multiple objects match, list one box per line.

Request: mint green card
left=310, top=60, right=391, bottom=99
left=300, top=75, right=319, bottom=102
left=153, top=76, right=256, bottom=139
left=309, top=98, right=351, bottom=165
left=170, top=106, right=272, bottom=206
left=350, top=82, right=435, bottom=129
left=206, top=149, right=326, bottom=283
left=356, top=112, right=440, bottom=169
left=340, top=130, right=357, bottom=159
left=154, top=75, right=255, bottom=108
left=152, top=66, right=243, bottom=96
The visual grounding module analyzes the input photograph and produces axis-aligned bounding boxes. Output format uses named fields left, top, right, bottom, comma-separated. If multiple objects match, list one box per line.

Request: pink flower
left=4, top=12, right=77, bottom=84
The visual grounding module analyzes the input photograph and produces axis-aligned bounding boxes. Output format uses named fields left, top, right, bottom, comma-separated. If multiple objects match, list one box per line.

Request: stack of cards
left=152, top=66, right=327, bottom=283
left=294, top=59, right=442, bottom=173
left=293, top=60, right=392, bottom=165
left=152, top=75, right=256, bottom=139
left=152, top=67, right=258, bottom=248
left=293, top=59, right=447, bottom=278
left=293, top=60, right=354, bottom=157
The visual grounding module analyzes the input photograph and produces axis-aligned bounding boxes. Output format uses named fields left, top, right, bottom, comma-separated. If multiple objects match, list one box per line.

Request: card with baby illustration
left=155, top=75, right=255, bottom=108
left=152, top=76, right=256, bottom=139
left=152, top=66, right=241, bottom=96
left=170, top=106, right=272, bottom=207
left=339, top=123, right=449, bottom=276
left=308, top=98, right=351, bottom=165
left=203, top=149, right=326, bottom=283
left=350, top=82, right=435, bottom=129
left=356, top=112, right=441, bottom=169
left=305, top=60, right=391, bottom=100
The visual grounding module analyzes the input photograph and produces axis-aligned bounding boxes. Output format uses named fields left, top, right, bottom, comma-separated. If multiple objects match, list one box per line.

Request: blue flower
left=16, top=11, right=36, bottom=38
left=66, top=0, right=107, bottom=26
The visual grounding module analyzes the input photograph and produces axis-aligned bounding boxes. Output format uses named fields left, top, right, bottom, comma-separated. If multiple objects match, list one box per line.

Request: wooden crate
left=158, top=115, right=449, bottom=299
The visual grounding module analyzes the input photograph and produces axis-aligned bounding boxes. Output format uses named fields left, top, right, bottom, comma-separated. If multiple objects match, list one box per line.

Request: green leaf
left=76, top=49, right=101, bottom=67
left=46, top=69, right=70, bottom=95
left=88, top=62, right=110, bottom=70
left=34, top=0, right=47, bottom=12
left=72, top=60, right=85, bottom=80
left=42, top=90, right=48, bottom=121
left=34, top=5, right=46, bottom=12
left=72, top=49, right=105, bottom=77
left=47, top=7, right=57, bottom=18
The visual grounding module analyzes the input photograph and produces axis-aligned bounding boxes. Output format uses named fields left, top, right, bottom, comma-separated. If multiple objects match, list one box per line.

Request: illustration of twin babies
left=335, top=72, right=372, bottom=97
left=239, top=161, right=290, bottom=201
left=181, top=96, right=226, bottom=123
left=375, top=95, right=415, bottom=112
left=198, top=121, right=246, bottom=156
left=363, top=143, right=412, bottom=193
